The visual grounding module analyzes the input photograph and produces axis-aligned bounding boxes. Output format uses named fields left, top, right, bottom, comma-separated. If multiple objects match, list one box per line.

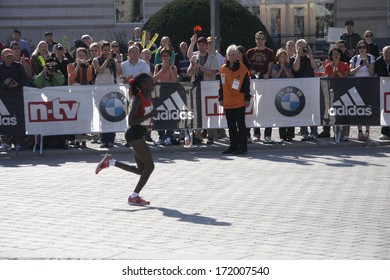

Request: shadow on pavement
left=113, top=206, right=231, bottom=226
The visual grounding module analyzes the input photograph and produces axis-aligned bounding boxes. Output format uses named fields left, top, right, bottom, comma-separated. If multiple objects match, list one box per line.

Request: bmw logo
left=275, top=86, right=305, bottom=117
left=99, top=92, right=129, bottom=122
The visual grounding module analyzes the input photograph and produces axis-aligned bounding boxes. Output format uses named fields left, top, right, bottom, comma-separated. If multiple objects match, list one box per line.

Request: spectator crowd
left=1, top=19, right=390, bottom=153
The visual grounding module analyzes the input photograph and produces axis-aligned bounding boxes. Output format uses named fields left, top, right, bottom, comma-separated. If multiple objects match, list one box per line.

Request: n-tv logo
left=28, top=98, right=80, bottom=122
left=0, top=98, right=17, bottom=126
left=205, top=96, right=255, bottom=116
left=154, top=91, right=194, bottom=120
left=329, top=86, right=372, bottom=116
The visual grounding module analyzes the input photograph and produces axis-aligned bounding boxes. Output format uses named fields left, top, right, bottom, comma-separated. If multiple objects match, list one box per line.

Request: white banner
left=201, top=78, right=321, bottom=128
left=380, top=77, right=390, bottom=126
left=23, top=85, right=129, bottom=135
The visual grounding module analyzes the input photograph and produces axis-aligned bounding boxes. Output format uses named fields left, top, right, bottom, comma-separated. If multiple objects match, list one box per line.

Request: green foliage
left=143, top=0, right=275, bottom=55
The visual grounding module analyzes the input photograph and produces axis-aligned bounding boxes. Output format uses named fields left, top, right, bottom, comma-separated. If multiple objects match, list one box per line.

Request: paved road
left=1, top=145, right=390, bottom=260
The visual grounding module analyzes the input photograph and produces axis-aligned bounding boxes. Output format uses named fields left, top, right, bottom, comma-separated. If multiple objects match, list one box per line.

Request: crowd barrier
left=1, top=77, right=390, bottom=137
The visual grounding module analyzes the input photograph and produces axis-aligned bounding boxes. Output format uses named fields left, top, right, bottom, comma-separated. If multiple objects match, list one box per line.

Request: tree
left=142, top=0, right=275, bottom=55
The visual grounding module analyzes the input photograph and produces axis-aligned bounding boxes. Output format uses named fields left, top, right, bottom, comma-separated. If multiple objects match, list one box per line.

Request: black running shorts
left=125, top=125, right=148, bottom=142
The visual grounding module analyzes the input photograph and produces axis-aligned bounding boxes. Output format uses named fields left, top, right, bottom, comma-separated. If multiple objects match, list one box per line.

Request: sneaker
left=81, top=141, right=87, bottom=148
left=358, top=132, right=365, bottom=141
left=301, top=135, right=309, bottom=141
left=75, top=141, right=81, bottom=148
left=253, top=135, right=261, bottom=142
left=308, top=133, right=317, bottom=141
left=263, top=136, right=274, bottom=144
left=192, top=137, right=203, bottom=145
left=95, top=153, right=112, bottom=174
left=206, top=138, right=214, bottom=145
left=155, top=138, right=164, bottom=145
left=379, top=134, right=390, bottom=140
left=363, top=131, right=370, bottom=141
left=165, top=137, right=172, bottom=145
left=14, top=144, right=23, bottom=151
left=128, top=195, right=150, bottom=206
left=0, top=143, right=12, bottom=151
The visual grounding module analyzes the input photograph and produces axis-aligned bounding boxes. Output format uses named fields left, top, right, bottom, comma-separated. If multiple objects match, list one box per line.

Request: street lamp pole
left=210, top=0, right=220, bottom=54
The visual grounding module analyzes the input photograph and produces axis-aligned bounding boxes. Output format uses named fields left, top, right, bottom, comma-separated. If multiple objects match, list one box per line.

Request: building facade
left=1, top=0, right=389, bottom=52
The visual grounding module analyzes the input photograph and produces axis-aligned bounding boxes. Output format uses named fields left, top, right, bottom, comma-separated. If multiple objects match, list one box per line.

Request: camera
left=110, top=51, right=117, bottom=58
left=360, top=59, right=366, bottom=66
left=47, top=65, right=56, bottom=72
left=302, top=46, right=308, bottom=53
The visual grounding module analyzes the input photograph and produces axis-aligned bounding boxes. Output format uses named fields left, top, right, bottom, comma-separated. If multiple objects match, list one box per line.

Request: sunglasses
left=111, top=45, right=119, bottom=48
left=256, top=37, right=266, bottom=41
left=364, top=35, right=373, bottom=38
left=358, top=46, right=367, bottom=49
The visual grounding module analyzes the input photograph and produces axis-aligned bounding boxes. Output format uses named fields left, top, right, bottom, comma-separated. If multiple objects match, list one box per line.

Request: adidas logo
left=328, top=86, right=372, bottom=116
left=0, top=98, right=17, bottom=126
left=154, top=91, right=194, bottom=120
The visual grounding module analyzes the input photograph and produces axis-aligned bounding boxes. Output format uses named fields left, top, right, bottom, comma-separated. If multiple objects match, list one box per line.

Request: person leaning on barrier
left=0, top=48, right=28, bottom=151
left=290, top=39, right=318, bottom=141
left=324, top=47, right=351, bottom=142
left=374, top=46, right=390, bottom=140
left=187, top=36, right=219, bottom=144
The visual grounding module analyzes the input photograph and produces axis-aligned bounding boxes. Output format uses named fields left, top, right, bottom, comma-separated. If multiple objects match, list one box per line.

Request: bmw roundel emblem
left=275, top=86, right=305, bottom=117
left=99, top=92, right=129, bottom=122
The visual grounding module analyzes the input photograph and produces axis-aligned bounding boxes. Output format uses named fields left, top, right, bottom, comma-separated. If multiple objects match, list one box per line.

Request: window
left=293, top=7, right=305, bottom=37
left=315, top=3, right=334, bottom=38
left=115, top=0, right=143, bottom=23
left=270, top=8, right=281, bottom=45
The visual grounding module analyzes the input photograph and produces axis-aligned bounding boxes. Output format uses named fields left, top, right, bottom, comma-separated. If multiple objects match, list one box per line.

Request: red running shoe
left=128, top=196, right=150, bottom=206
left=95, top=153, right=112, bottom=174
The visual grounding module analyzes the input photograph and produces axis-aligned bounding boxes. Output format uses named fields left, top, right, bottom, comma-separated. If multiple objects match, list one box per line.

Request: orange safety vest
left=220, top=62, right=248, bottom=109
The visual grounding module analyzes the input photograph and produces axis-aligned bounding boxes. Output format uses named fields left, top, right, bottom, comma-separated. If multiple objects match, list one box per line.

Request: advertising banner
left=23, top=85, right=129, bottom=135
left=0, top=87, right=26, bottom=135
left=320, top=77, right=380, bottom=126
left=380, top=77, right=390, bottom=126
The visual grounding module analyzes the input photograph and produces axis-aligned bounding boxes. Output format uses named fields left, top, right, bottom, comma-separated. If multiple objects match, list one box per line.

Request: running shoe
left=95, top=153, right=112, bottom=174
left=128, top=196, right=150, bottom=206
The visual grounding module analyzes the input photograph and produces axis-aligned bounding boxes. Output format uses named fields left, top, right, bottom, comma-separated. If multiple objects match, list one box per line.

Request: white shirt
left=121, top=59, right=150, bottom=78
left=350, top=54, right=375, bottom=77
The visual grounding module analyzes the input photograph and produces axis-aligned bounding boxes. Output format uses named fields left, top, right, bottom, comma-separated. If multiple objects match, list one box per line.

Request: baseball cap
left=45, top=32, right=53, bottom=36
left=45, top=58, right=57, bottom=66
left=197, top=37, right=207, bottom=44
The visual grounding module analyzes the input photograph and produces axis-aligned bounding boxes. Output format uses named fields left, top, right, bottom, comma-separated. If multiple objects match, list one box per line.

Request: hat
left=45, top=58, right=57, bottom=66
left=345, top=19, right=354, bottom=26
left=54, top=44, right=64, bottom=50
left=45, top=32, right=53, bottom=36
left=207, top=36, right=212, bottom=43
left=197, top=37, right=207, bottom=44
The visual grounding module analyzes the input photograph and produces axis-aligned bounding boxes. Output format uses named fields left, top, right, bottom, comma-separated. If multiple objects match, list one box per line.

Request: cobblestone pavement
left=0, top=126, right=390, bottom=260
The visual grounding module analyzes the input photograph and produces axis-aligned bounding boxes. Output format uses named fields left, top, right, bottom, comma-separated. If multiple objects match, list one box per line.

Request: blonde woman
left=30, top=40, right=50, bottom=76
left=154, top=36, right=175, bottom=65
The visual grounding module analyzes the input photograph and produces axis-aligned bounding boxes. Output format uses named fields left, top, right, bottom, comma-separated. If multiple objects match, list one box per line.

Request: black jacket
left=374, top=56, right=390, bottom=77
